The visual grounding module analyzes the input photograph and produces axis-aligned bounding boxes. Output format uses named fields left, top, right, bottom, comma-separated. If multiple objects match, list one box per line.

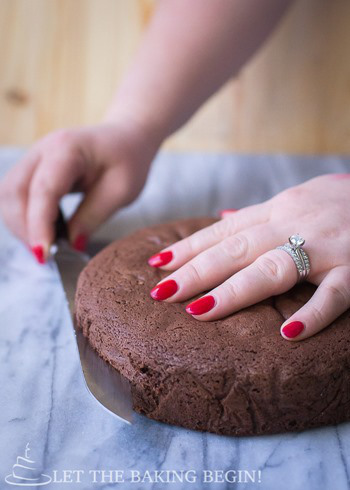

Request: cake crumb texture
left=75, top=218, right=350, bottom=435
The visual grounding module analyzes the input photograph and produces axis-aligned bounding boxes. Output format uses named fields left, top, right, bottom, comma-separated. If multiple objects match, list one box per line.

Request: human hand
left=0, top=121, right=158, bottom=263
left=148, top=174, right=350, bottom=341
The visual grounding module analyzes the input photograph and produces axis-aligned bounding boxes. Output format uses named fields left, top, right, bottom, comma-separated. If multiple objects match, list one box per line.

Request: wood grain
left=0, top=0, right=349, bottom=153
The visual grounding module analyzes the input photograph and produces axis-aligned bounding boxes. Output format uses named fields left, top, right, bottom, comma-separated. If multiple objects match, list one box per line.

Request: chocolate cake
left=75, top=218, right=350, bottom=435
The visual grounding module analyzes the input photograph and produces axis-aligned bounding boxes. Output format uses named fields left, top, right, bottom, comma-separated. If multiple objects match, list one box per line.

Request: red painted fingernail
left=332, top=173, right=350, bottom=179
left=281, top=321, right=305, bottom=339
left=148, top=250, right=173, bottom=267
left=73, top=233, right=88, bottom=252
left=31, top=245, right=45, bottom=264
left=186, top=295, right=216, bottom=315
left=219, top=208, right=238, bottom=217
left=150, top=279, right=178, bottom=300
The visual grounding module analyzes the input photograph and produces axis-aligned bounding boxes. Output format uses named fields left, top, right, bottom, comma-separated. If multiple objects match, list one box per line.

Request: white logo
left=5, top=443, right=52, bottom=487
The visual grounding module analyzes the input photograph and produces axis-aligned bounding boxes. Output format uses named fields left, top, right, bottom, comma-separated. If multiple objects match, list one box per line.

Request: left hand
left=148, top=173, right=350, bottom=341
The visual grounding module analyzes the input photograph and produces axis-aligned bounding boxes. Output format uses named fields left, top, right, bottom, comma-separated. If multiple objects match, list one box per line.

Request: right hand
left=0, top=121, right=159, bottom=262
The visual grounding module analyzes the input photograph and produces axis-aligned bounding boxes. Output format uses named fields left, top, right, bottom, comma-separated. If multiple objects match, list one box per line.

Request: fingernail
left=150, top=279, right=178, bottom=300
left=31, top=245, right=45, bottom=264
left=281, top=321, right=305, bottom=339
left=73, top=233, right=88, bottom=252
left=332, top=173, right=350, bottom=179
left=148, top=250, right=173, bottom=267
left=219, top=209, right=238, bottom=217
left=186, top=295, right=216, bottom=315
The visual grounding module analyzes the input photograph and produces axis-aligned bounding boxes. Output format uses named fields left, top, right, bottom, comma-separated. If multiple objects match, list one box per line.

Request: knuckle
left=272, top=185, right=306, bottom=214
left=323, top=283, right=349, bottom=309
left=41, top=130, right=80, bottom=159
left=222, top=280, right=239, bottom=300
left=221, top=233, right=249, bottom=260
left=211, top=218, right=234, bottom=240
left=308, top=303, right=326, bottom=324
left=183, top=261, right=205, bottom=284
left=180, top=236, right=195, bottom=257
left=50, top=128, right=74, bottom=146
left=35, top=134, right=81, bottom=171
left=255, top=254, right=285, bottom=284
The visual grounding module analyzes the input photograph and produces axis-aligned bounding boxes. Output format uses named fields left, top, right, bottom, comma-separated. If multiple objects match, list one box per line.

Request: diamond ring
left=276, top=234, right=310, bottom=282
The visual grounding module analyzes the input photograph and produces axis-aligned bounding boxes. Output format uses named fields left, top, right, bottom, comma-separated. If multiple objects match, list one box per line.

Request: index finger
left=27, top=151, right=84, bottom=258
left=0, top=149, right=39, bottom=243
left=148, top=202, right=271, bottom=270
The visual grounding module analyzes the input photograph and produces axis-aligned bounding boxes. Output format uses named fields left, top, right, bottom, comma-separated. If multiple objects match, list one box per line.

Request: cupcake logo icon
left=5, top=443, right=52, bottom=486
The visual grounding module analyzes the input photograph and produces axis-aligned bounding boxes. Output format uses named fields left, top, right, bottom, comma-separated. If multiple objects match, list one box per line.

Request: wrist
left=102, top=96, right=168, bottom=152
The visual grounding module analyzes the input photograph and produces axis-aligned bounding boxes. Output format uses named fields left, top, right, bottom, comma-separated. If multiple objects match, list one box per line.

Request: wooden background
left=0, top=0, right=349, bottom=154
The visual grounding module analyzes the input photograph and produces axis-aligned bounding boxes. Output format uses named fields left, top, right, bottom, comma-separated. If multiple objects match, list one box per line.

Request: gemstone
left=289, top=234, right=305, bottom=247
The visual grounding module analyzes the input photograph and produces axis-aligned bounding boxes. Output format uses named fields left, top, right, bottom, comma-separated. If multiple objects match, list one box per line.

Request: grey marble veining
left=0, top=147, right=350, bottom=490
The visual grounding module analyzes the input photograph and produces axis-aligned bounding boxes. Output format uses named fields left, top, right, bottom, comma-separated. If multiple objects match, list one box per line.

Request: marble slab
left=0, top=147, right=349, bottom=490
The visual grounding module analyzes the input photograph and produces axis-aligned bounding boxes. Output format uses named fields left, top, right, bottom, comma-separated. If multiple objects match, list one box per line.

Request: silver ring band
left=276, top=234, right=310, bottom=282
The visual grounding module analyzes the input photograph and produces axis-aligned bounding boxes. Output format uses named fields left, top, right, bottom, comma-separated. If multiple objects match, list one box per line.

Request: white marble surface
left=0, top=147, right=350, bottom=490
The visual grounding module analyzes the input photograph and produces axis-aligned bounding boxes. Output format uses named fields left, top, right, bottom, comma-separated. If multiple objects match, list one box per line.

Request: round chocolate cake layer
left=75, top=218, right=350, bottom=435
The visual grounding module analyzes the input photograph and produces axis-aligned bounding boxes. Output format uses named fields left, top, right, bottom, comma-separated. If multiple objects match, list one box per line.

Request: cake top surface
left=76, top=218, right=350, bottom=380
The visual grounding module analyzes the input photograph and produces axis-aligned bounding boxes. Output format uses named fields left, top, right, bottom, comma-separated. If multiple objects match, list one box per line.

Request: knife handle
left=55, top=207, right=69, bottom=242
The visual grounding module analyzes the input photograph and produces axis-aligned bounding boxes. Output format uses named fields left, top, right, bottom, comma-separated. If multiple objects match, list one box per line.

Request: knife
left=52, top=208, right=133, bottom=423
